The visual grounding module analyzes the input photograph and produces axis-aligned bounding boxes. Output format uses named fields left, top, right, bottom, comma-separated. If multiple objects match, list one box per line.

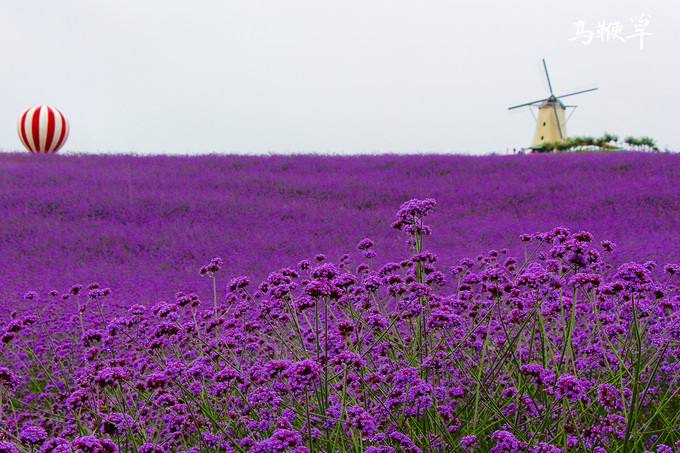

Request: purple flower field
left=0, top=152, right=678, bottom=452
left=2, top=152, right=679, bottom=304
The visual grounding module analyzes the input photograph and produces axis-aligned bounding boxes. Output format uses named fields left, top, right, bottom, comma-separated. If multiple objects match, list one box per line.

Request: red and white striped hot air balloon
left=17, top=104, right=69, bottom=154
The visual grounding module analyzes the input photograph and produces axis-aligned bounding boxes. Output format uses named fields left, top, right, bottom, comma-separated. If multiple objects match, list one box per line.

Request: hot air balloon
left=17, top=104, right=69, bottom=153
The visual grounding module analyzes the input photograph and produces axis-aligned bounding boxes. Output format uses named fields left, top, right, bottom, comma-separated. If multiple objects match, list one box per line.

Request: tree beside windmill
left=509, top=59, right=598, bottom=150
left=531, top=134, right=660, bottom=153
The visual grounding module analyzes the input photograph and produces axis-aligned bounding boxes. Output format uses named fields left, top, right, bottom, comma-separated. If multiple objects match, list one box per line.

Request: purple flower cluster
left=199, top=257, right=223, bottom=277
left=0, top=195, right=678, bottom=451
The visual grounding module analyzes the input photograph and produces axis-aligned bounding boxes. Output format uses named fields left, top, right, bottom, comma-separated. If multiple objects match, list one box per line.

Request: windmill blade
left=566, top=106, right=578, bottom=123
left=552, top=102, right=563, bottom=140
left=508, top=97, right=549, bottom=110
left=542, top=59, right=554, bottom=95
left=556, top=87, right=598, bottom=99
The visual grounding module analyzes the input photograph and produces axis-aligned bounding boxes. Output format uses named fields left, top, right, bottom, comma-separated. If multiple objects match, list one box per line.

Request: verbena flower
left=490, top=430, right=523, bottom=453
left=285, top=359, right=321, bottom=393
left=556, top=375, right=589, bottom=402
left=19, top=425, right=47, bottom=446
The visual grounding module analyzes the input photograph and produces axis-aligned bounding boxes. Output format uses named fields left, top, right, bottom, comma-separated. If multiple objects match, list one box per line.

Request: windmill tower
left=509, top=59, right=598, bottom=149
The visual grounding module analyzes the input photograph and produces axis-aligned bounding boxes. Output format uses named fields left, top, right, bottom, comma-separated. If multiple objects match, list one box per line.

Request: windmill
left=509, top=59, right=598, bottom=149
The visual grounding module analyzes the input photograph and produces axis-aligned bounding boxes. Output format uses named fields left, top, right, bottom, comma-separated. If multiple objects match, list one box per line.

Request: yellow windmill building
left=509, top=59, right=598, bottom=149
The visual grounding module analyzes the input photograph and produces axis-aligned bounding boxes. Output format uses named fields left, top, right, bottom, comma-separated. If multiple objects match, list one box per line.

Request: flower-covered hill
left=1, top=151, right=679, bottom=305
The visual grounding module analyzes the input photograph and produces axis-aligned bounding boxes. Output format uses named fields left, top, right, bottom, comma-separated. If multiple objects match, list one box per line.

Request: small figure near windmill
left=509, top=59, right=598, bottom=151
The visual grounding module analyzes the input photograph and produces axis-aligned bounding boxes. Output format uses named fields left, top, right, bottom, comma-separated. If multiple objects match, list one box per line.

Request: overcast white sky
left=1, top=0, right=677, bottom=154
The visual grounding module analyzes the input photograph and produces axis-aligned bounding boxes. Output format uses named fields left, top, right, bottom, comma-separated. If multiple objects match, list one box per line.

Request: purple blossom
left=199, top=257, right=223, bottom=277
left=95, top=367, right=132, bottom=387
left=72, top=436, right=118, bottom=453
left=460, top=435, right=478, bottom=452
left=357, top=238, right=375, bottom=251
left=344, top=406, right=378, bottom=438
left=529, top=443, right=562, bottom=453
left=389, top=431, right=422, bottom=453
left=285, top=359, right=321, bottom=392
left=598, top=383, right=621, bottom=411
left=254, top=429, right=303, bottom=452
left=228, top=276, right=250, bottom=292
left=391, top=198, right=436, bottom=237
left=19, top=425, right=47, bottom=445
left=490, top=430, right=522, bottom=453
left=0, top=367, right=19, bottom=390
left=556, top=375, right=589, bottom=402
left=0, top=443, right=19, bottom=453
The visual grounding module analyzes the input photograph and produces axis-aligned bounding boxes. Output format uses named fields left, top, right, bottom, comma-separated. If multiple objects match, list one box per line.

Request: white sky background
left=1, top=0, right=678, bottom=154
